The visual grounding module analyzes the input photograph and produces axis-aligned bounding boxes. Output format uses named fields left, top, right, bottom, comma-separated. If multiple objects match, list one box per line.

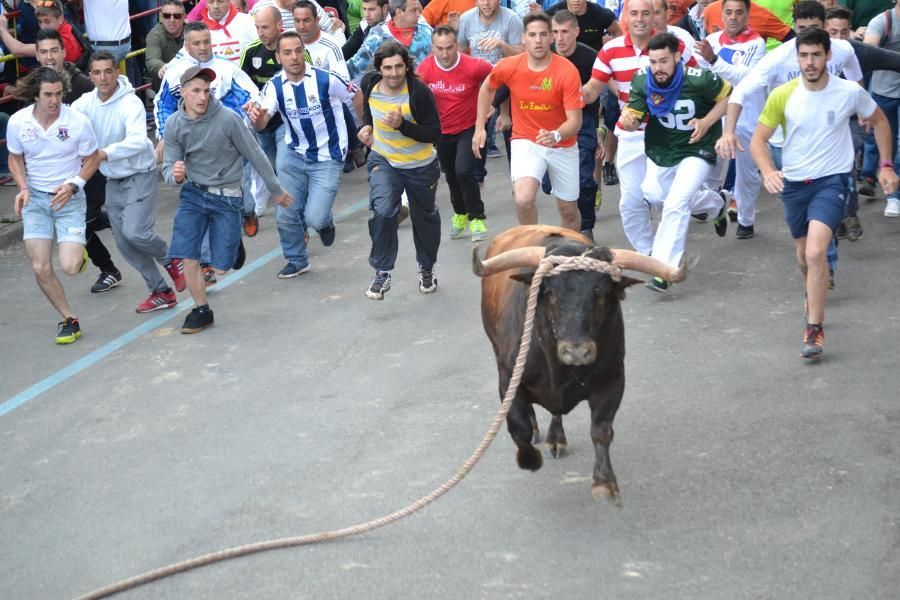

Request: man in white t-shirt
left=252, top=0, right=347, bottom=43
left=7, top=67, right=101, bottom=345
left=197, top=0, right=259, bottom=63
left=82, top=0, right=132, bottom=64
left=295, top=0, right=350, bottom=78
left=750, top=28, right=897, bottom=360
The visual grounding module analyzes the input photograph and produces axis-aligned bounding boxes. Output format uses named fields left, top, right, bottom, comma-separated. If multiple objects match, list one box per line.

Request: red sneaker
left=164, top=258, right=186, bottom=292
left=136, top=289, right=177, bottom=313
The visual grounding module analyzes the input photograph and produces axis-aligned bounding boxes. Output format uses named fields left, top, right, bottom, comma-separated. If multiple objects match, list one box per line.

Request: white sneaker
left=885, top=197, right=900, bottom=218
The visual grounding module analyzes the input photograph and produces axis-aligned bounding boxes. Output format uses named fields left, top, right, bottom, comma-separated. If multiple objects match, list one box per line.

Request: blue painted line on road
left=0, top=197, right=371, bottom=418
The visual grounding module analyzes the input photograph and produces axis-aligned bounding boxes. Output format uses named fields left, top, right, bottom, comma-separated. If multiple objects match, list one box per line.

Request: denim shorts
left=167, top=182, right=242, bottom=271
left=781, top=173, right=848, bottom=239
left=22, top=187, right=87, bottom=244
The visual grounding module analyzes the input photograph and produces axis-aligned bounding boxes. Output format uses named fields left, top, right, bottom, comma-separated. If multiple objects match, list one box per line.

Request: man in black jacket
left=32, top=28, right=122, bottom=294
left=357, top=40, right=442, bottom=300
left=342, top=0, right=388, bottom=60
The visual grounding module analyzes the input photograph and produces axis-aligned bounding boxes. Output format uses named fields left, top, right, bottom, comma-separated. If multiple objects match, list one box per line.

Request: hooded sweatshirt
left=72, top=76, right=156, bottom=180
left=161, top=95, right=284, bottom=198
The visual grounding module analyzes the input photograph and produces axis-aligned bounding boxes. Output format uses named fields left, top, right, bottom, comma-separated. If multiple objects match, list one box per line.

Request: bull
left=473, top=225, right=686, bottom=503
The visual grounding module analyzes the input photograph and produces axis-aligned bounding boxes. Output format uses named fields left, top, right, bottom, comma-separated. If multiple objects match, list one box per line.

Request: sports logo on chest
left=56, top=127, right=70, bottom=142
left=649, top=93, right=665, bottom=106
left=252, top=56, right=263, bottom=69
left=283, top=87, right=324, bottom=120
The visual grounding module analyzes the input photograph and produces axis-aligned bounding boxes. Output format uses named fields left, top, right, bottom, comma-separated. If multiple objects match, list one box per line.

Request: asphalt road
left=1, top=156, right=899, bottom=599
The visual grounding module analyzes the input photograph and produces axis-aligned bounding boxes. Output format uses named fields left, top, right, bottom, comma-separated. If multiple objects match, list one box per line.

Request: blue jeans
left=862, top=92, right=900, bottom=185
left=168, top=182, right=242, bottom=272
left=275, top=151, right=342, bottom=267
left=771, top=144, right=838, bottom=271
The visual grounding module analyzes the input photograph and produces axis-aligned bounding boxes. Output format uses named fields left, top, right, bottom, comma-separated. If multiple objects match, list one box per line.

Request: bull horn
left=472, top=245, right=547, bottom=277
left=609, top=249, right=687, bottom=283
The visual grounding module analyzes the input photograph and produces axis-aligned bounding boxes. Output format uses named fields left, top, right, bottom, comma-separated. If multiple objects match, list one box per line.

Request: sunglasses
left=34, top=0, right=60, bottom=8
left=161, top=12, right=184, bottom=20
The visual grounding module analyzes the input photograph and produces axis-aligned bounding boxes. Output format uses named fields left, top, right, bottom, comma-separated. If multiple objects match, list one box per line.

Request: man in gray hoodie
left=162, top=65, right=293, bottom=334
left=73, top=50, right=187, bottom=315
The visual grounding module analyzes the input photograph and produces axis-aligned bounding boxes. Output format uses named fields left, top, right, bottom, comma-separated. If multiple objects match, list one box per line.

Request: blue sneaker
left=277, top=262, right=311, bottom=279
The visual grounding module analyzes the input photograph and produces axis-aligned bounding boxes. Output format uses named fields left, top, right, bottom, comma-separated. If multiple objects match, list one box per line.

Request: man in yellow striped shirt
left=357, top=41, right=443, bottom=300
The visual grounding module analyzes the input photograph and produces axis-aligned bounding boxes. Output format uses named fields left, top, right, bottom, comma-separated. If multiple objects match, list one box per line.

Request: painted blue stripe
left=0, top=197, right=371, bottom=418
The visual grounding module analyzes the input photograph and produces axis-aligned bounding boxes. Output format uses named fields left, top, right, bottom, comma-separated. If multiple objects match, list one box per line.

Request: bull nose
left=557, top=341, right=597, bottom=366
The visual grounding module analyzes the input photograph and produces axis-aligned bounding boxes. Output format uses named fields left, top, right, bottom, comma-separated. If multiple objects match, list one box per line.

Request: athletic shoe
left=645, top=276, right=669, bottom=293
left=690, top=212, right=708, bottom=223
left=602, top=162, right=619, bottom=186
left=242, top=213, right=259, bottom=237
left=366, top=270, right=391, bottom=300
left=470, top=218, right=488, bottom=242
left=418, top=267, right=438, bottom=294
left=595, top=188, right=602, bottom=209
left=858, top=176, right=875, bottom=197
left=801, top=323, right=824, bottom=359
left=397, top=204, right=410, bottom=225
left=202, top=264, right=217, bottom=287
left=181, top=305, right=214, bottom=334
left=713, top=198, right=728, bottom=237
left=164, top=258, right=186, bottom=292
left=736, top=224, right=755, bottom=240
left=80, top=247, right=90, bottom=274
left=885, top=197, right=900, bottom=217
left=835, top=222, right=847, bottom=240
left=351, top=145, right=368, bottom=168
left=727, top=197, right=738, bottom=222
left=136, top=289, right=177, bottom=313
left=55, top=317, right=82, bottom=344
left=486, top=147, right=502, bottom=158
left=450, top=213, right=468, bottom=239
left=318, top=224, right=336, bottom=247
left=843, top=215, right=863, bottom=242
left=90, top=270, right=122, bottom=293
left=277, top=262, right=311, bottom=279
left=233, top=239, right=246, bottom=270
left=580, top=228, right=595, bottom=243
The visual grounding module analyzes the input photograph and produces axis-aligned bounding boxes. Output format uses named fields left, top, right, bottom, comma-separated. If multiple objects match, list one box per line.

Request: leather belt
left=189, top=181, right=242, bottom=198
left=92, top=36, right=131, bottom=46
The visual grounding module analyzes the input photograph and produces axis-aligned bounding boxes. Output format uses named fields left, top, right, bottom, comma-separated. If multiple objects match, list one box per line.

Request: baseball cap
left=179, top=66, right=217, bottom=86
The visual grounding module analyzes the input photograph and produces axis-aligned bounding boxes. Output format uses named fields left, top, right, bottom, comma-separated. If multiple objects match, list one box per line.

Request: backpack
left=879, top=9, right=893, bottom=48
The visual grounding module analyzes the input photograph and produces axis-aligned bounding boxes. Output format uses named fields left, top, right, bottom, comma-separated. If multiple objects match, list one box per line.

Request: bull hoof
left=516, top=445, right=543, bottom=471
left=545, top=441, right=567, bottom=458
left=591, top=481, right=622, bottom=507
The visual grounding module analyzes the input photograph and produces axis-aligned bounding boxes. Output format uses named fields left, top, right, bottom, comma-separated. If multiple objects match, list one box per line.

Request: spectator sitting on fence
left=146, top=0, right=186, bottom=91
left=0, top=0, right=85, bottom=66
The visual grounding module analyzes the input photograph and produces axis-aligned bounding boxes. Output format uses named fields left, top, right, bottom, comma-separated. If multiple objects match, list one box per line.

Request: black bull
left=473, top=225, right=686, bottom=503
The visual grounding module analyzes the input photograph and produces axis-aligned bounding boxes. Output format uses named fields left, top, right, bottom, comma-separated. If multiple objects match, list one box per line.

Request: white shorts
left=509, top=139, right=579, bottom=201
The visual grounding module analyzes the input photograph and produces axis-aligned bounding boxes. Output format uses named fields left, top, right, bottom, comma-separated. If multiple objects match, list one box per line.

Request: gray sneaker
left=843, top=215, right=863, bottom=241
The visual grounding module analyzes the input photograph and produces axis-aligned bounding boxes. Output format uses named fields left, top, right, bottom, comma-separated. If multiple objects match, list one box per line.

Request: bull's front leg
left=588, top=377, right=625, bottom=506
left=499, top=368, right=543, bottom=470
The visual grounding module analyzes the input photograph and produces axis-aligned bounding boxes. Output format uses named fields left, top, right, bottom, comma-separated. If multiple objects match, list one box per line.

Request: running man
left=749, top=28, right=897, bottom=359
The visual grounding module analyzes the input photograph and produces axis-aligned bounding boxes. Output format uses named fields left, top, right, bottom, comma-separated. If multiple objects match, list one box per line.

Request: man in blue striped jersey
left=247, top=31, right=357, bottom=279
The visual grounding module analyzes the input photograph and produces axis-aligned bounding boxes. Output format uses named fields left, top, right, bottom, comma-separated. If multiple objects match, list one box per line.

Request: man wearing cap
left=162, top=65, right=293, bottom=334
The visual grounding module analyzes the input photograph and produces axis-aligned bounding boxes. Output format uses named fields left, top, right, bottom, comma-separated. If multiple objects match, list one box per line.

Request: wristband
left=65, top=175, right=86, bottom=192
left=880, top=159, right=893, bottom=170
left=551, top=130, right=562, bottom=144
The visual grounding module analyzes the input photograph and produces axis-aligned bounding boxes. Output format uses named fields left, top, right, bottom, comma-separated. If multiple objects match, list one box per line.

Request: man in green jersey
left=620, top=32, right=732, bottom=292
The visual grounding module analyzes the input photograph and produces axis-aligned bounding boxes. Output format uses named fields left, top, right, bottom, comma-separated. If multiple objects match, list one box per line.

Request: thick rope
left=75, top=254, right=621, bottom=600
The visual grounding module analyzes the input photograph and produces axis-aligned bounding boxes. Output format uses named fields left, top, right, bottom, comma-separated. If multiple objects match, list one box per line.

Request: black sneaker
left=181, top=305, right=214, bottom=334
left=318, top=224, right=336, bottom=247
left=713, top=197, right=728, bottom=238
left=233, top=239, right=246, bottom=270
left=835, top=222, right=847, bottom=240
left=843, top=215, right=863, bottom=242
left=736, top=223, right=755, bottom=239
left=580, top=229, right=595, bottom=243
left=366, top=270, right=391, bottom=300
left=277, top=262, right=311, bottom=279
left=645, top=276, right=670, bottom=293
left=602, top=162, right=619, bottom=186
left=418, top=268, right=438, bottom=294
left=690, top=212, right=708, bottom=223
left=90, top=270, right=122, bottom=293
left=55, top=317, right=82, bottom=344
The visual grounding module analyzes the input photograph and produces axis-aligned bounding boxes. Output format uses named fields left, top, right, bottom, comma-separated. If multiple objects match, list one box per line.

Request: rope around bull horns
left=75, top=254, right=623, bottom=600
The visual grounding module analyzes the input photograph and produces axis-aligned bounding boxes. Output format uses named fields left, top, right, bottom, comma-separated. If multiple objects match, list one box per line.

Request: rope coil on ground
left=75, top=253, right=619, bottom=600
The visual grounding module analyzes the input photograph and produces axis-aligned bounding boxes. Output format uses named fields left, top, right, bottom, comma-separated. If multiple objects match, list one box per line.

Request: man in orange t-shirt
left=422, top=0, right=476, bottom=28
left=703, top=0, right=794, bottom=43
left=473, top=13, right=584, bottom=230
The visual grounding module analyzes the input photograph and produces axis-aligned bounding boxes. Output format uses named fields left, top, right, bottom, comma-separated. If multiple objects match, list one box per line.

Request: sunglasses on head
left=34, top=0, right=60, bottom=8
left=161, top=12, right=184, bottom=20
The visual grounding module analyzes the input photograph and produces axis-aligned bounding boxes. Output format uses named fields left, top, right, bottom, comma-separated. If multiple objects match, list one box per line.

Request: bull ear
left=614, top=276, right=643, bottom=300
left=509, top=270, right=536, bottom=285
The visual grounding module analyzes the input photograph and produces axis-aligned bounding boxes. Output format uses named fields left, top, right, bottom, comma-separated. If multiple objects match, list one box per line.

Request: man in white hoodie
left=74, top=51, right=187, bottom=314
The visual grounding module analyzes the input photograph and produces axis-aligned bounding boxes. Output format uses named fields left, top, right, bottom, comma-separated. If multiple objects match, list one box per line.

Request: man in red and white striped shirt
left=583, top=0, right=696, bottom=255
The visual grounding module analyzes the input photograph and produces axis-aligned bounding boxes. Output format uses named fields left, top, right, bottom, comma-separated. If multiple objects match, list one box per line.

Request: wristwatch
left=551, top=130, right=562, bottom=144
left=67, top=182, right=79, bottom=195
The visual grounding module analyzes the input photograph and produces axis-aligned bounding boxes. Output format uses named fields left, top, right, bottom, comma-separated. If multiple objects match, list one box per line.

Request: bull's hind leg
left=588, top=379, right=625, bottom=506
left=545, top=415, right=568, bottom=458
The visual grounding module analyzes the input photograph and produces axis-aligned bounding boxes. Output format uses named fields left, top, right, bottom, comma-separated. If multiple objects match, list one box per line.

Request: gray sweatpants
left=106, top=169, right=169, bottom=294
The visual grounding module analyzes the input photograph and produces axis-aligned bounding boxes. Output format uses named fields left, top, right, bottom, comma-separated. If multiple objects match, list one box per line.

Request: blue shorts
left=781, top=174, right=848, bottom=239
left=603, top=89, right=621, bottom=132
left=22, top=187, right=87, bottom=244
left=167, top=182, right=242, bottom=271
